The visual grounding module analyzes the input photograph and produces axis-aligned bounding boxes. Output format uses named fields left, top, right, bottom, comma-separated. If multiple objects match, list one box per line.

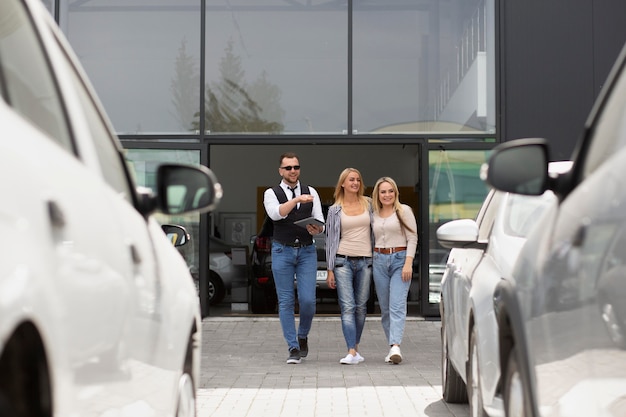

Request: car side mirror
left=437, top=219, right=486, bottom=250
left=162, top=224, right=190, bottom=247
left=137, top=164, right=223, bottom=216
left=483, top=138, right=550, bottom=196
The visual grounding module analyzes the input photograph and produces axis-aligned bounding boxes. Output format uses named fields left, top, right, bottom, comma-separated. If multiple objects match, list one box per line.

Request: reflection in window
left=58, top=0, right=495, bottom=136
left=60, top=1, right=202, bottom=134
left=205, top=1, right=347, bottom=134
left=428, top=149, right=490, bottom=304
left=354, top=0, right=495, bottom=134
left=429, top=149, right=490, bottom=223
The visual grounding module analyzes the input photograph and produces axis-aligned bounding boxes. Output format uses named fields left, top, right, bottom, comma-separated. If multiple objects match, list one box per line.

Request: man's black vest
left=271, top=185, right=314, bottom=245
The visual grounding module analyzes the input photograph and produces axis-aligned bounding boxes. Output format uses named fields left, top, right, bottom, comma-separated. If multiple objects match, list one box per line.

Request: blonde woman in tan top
left=325, top=168, right=374, bottom=365
left=371, top=177, right=418, bottom=364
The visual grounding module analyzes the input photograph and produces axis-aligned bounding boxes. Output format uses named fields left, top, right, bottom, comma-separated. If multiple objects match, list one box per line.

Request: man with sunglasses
left=263, top=152, right=325, bottom=364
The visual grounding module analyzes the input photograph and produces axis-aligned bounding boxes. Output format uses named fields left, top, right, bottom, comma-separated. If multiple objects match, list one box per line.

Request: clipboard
left=294, top=217, right=325, bottom=228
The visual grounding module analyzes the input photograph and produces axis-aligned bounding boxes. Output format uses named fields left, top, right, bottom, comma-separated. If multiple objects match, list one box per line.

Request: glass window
left=51, top=32, right=133, bottom=201
left=429, top=149, right=490, bottom=223
left=0, top=0, right=72, bottom=150
left=125, top=148, right=202, bottom=283
left=353, top=0, right=495, bottom=134
left=59, top=1, right=202, bottom=135
left=583, top=59, right=626, bottom=178
left=428, top=149, right=490, bottom=304
left=204, top=1, right=348, bottom=134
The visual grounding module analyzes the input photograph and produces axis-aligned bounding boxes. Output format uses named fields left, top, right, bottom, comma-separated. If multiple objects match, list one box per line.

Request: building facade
left=42, top=0, right=626, bottom=317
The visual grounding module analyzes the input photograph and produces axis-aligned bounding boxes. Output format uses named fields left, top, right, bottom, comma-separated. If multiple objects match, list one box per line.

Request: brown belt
left=373, top=247, right=407, bottom=254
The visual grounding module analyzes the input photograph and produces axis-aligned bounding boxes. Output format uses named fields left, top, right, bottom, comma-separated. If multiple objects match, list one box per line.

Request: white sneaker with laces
left=339, top=353, right=360, bottom=365
left=388, top=345, right=402, bottom=364
left=355, top=352, right=365, bottom=362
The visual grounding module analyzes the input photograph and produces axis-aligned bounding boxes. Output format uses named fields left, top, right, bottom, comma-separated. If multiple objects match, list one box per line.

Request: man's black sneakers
left=287, top=348, right=301, bottom=364
left=298, top=337, right=309, bottom=358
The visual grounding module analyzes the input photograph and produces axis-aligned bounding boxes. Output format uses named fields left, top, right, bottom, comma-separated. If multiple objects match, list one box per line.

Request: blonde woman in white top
left=325, top=168, right=374, bottom=365
left=371, top=177, right=418, bottom=364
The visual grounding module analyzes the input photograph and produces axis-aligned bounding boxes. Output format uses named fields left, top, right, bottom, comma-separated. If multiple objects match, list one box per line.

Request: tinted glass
left=0, top=0, right=72, bottom=150
left=583, top=58, right=626, bottom=178
left=204, top=0, right=348, bottom=134
left=353, top=0, right=495, bottom=134
left=59, top=1, right=202, bottom=134
left=51, top=32, right=132, bottom=201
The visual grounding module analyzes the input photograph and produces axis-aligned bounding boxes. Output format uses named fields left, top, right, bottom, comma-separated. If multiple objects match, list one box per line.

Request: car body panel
left=439, top=187, right=558, bottom=416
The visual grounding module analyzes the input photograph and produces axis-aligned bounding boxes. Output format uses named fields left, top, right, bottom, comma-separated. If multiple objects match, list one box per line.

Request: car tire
left=441, top=318, right=468, bottom=403
left=250, top=285, right=274, bottom=314
left=468, top=327, right=486, bottom=417
left=504, top=346, right=526, bottom=417
left=208, top=271, right=225, bottom=305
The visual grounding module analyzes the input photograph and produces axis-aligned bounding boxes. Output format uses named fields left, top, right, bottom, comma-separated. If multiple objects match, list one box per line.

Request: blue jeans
left=271, top=242, right=317, bottom=350
left=334, top=256, right=372, bottom=350
left=373, top=251, right=411, bottom=345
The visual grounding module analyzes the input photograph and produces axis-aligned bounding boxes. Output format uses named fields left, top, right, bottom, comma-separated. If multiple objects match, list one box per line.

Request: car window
left=50, top=31, right=133, bottom=203
left=0, top=0, right=72, bottom=151
left=504, top=193, right=552, bottom=237
left=583, top=61, right=626, bottom=178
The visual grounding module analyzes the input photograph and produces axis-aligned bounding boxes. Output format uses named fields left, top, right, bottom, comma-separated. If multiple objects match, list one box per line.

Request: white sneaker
left=339, top=353, right=359, bottom=365
left=388, top=346, right=402, bottom=364
left=355, top=352, right=365, bottom=362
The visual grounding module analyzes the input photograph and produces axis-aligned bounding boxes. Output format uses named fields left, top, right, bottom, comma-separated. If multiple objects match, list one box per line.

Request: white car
left=436, top=161, right=571, bottom=417
left=0, top=0, right=221, bottom=416
left=484, top=41, right=626, bottom=417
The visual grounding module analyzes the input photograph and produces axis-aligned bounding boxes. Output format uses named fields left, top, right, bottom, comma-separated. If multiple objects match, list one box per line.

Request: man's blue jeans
left=334, top=256, right=372, bottom=350
left=271, top=242, right=317, bottom=351
left=372, top=251, right=411, bottom=346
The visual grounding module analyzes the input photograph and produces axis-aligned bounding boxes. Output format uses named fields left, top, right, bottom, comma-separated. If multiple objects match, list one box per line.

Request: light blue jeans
left=372, top=251, right=411, bottom=346
left=271, top=242, right=317, bottom=351
left=334, top=255, right=372, bottom=350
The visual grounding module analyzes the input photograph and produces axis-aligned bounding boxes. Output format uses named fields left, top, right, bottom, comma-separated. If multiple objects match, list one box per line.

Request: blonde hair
left=333, top=168, right=369, bottom=210
left=372, top=176, right=415, bottom=233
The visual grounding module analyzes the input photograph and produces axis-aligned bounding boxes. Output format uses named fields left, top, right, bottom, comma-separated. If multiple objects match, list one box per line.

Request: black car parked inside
left=249, top=212, right=376, bottom=314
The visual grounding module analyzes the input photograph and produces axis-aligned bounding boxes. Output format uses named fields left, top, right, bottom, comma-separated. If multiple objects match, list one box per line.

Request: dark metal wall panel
left=592, top=1, right=626, bottom=95
left=501, top=0, right=595, bottom=160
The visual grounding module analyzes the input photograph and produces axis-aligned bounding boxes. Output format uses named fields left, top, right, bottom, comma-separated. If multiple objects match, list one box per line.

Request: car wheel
left=208, top=271, right=225, bottom=305
left=504, top=347, right=525, bottom=417
left=441, top=318, right=468, bottom=403
left=468, top=327, right=486, bottom=417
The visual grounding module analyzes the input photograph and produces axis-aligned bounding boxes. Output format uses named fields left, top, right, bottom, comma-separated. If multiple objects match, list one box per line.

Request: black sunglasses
left=280, top=165, right=300, bottom=171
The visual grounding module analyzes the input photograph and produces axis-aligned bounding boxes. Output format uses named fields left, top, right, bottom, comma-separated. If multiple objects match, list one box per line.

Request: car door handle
left=47, top=200, right=65, bottom=227
left=129, top=243, right=142, bottom=265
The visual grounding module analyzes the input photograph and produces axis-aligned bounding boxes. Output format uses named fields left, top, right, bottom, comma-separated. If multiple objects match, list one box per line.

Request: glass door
left=420, top=145, right=493, bottom=317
